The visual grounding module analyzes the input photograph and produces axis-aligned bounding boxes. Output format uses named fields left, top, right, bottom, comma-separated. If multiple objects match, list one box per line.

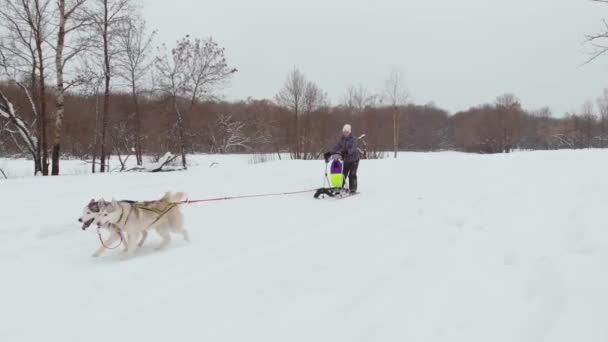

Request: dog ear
left=111, top=198, right=119, bottom=211
left=89, top=198, right=95, bottom=204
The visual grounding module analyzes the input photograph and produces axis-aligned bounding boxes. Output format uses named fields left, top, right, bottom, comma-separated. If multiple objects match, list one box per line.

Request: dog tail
left=162, top=191, right=188, bottom=203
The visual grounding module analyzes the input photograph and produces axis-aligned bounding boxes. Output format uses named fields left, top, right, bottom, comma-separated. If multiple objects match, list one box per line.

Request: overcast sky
left=143, top=0, right=608, bottom=115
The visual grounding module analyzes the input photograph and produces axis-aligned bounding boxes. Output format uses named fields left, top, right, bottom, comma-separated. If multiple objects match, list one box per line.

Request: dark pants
left=343, top=160, right=359, bottom=192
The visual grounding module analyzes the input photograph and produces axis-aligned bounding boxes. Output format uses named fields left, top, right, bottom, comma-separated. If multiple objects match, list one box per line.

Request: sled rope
left=178, top=189, right=317, bottom=205
left=94, top=190, right=314, bottom=250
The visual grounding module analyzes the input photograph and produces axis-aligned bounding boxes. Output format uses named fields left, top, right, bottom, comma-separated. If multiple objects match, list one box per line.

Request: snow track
left=1, top=151, right=607, bottom=341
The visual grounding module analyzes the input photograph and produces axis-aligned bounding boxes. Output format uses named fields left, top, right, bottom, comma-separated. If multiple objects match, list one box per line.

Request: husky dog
left=91, top=192, right=190, bottom=258
left=79, top=199, right=103, bottom=231
left=79, top=199, right=149, bottom=255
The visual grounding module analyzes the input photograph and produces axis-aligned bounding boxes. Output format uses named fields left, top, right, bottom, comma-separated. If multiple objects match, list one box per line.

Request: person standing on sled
left=324, top=124, right=360, bottom=193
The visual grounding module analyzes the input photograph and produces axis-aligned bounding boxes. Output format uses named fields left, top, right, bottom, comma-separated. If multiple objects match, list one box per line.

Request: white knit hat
left=342, top=124, right=352, bottom=133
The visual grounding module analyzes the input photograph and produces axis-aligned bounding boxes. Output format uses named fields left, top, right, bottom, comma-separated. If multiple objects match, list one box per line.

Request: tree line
left=0, top=0, right=235, bottom=175
left=2, top=0, right=608, bottom=176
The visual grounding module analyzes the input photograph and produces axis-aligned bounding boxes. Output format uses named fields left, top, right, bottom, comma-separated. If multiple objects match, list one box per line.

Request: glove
left=323, top=152, right=331, bottom=162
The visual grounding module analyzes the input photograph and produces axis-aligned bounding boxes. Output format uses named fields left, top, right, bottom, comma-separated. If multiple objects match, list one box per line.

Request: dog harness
left=112, top=201, right=178, bottom=232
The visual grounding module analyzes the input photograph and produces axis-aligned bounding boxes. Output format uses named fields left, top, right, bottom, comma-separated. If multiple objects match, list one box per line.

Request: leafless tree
left=116, top=15, right=155, bottom=165
left=0, top=42, right=43, bottom=174
left=250, top=115, right=275, bottom=152
left=154, top=41, right=188, bottom=165
left=585, top=1, right=608, bottom=63
left=51, top=0, right=90, bottom=175
left=275, top=68, right=307, bottom=159
left=155, top=35, right=236, bottom=168
left=303, top=81, right=327, bottom=114
left=383, top=69, right=409, bottom=158
left=207, top=113, right=250, bottom=153
left=530, top=107, right=552, bottom=118
left=88, top=0, right=133, bottom=172
left=109, top=113, right=134, bottom=171
left=301, top=80, right=327, bottom=159
left=0, top=0, right=54, bottom=174
left=596, top=88, right=608, bottom=147
left=0, top=86, right=40, bottom=173
left=495, top=94, right=523, bottom=152
left=580, top=100, right=597, bottom=147
left=343, top=85, right=376, bottom=112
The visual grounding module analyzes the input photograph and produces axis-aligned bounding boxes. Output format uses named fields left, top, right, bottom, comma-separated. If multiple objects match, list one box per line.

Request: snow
left=1, top=150, right=608, bottom=341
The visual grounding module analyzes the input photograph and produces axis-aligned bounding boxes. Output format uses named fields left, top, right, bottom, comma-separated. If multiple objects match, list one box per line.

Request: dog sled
left=314, top=153, right=358, bottom=199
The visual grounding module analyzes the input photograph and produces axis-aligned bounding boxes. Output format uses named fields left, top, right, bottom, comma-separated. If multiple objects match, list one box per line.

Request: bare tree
left=207, top=113, right=250, bottom=153
left=51, top=0, right=90, bottom=175
left=383, top=69, right=409, bottom=158
left=303, top=81, right=327, bottom=114
left=154, top=40, right=188, bottom=166
left=585, top=1, right=608, bottom=63
left=580, top=100, right=596, bottom=148
left=155, top=35, right=236, bottom=168
left=116, top=15, right=155, bottom=165
left=597, top=88, right=608, bottom=147
left=109, top=113, right=134, bottom=171
left=89, top=0, right=132, bottom=172
left=0, top=0, right=54, bottom=174
left=495, top=93, right=524, bottom=152
left=343, top=84, right=376, bottom=112
left=301, top=80, right=327, bottom=159
left=275, top=68, right=306, bottom=159
left=0, top=86, right=40, bottom=172
left=531, top=107, right=552, bottom=118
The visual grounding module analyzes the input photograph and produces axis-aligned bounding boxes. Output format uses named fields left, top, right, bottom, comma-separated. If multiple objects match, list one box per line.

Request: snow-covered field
left=1, top=151, right=607, bottom=342
left=0, top=154, right=256, bottom=178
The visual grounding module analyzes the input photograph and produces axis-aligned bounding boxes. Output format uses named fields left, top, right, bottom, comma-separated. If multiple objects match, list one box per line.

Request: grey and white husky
left=79, top=192, right=190, bottom=258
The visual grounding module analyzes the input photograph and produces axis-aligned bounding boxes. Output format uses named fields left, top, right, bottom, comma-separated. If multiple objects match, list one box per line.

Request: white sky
left=143, top=0, right=608, bottom=115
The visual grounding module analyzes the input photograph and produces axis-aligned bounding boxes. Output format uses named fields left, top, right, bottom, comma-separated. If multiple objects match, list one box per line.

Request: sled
left=314, top=153, right=356, bottom=199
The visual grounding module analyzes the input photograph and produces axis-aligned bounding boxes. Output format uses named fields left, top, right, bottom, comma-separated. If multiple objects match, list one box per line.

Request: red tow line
left=177, top=189, right=317, bottom=205
left=97, top=189, right=315, bottom=250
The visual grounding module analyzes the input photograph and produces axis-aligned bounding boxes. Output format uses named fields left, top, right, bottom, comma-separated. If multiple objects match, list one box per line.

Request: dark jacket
left=330, top=134, right=360, bottom=163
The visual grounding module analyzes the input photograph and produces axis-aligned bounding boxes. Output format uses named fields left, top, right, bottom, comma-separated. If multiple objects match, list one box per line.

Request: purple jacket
left=330, top=134, right=360, bottom=163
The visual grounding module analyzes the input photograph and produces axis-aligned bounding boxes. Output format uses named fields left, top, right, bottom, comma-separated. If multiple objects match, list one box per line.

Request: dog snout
left=78, top=218, right=83, bottom=223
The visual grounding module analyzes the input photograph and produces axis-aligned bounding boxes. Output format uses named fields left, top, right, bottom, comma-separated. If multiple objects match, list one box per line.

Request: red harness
left=97, top=227, right=124, bottom=250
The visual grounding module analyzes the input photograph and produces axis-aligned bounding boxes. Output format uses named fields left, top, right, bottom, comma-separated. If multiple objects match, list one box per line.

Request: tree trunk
left=295, top=113, right=300, bottom=159
left=100, top=0, right=110, bottom=173
left=30, top=58, right=43, bottom=175
left=92, top=93, right=100, bottom=174
left=52, top=2, right=66, bottom=176
left=37, top=41, right=48, bottom=175
left=174, top=99, right=187, bottom=169
left=294, top=102, right=300, bottom=160
left=131, top=81, right=143, bottom=165
left=393, top=109, right=399, bottom=158
left=601, top=115, right=606, bottom=148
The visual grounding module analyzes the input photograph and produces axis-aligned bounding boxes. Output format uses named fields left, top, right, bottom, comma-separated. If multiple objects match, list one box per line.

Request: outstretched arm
left=329, top=139, right=344, bottom=154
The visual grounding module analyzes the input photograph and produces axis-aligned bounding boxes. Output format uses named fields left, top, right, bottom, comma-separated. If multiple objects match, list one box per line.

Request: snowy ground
left=1, top=150, right=607, bottom=342
left=0, top=154, right=259, bottom=178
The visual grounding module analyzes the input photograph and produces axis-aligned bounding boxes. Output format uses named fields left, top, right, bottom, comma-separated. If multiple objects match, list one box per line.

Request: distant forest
left=2, top=0, right=608, bottom=175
